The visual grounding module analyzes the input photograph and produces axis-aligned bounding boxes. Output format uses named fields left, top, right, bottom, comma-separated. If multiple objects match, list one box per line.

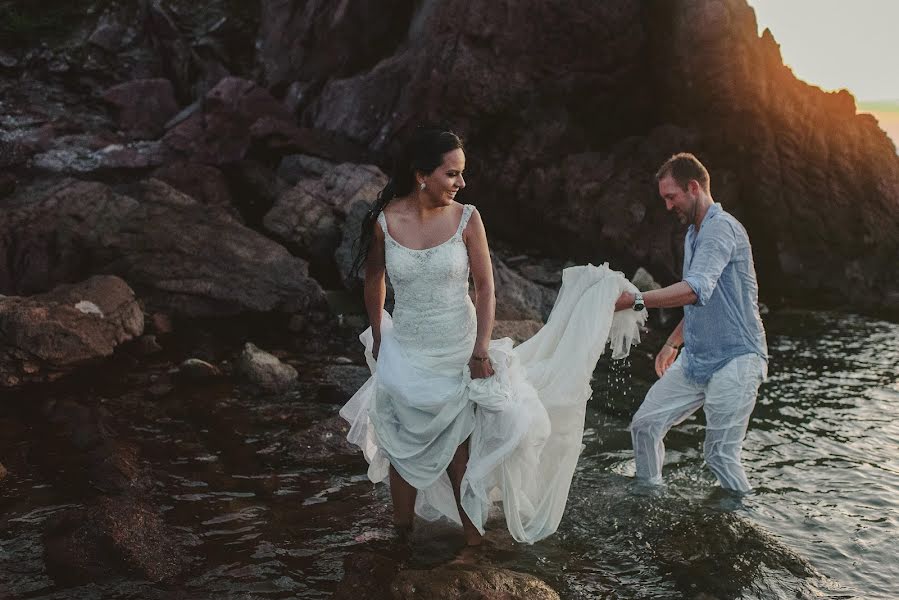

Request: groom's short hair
left=656, top=153, right=711, bottom=193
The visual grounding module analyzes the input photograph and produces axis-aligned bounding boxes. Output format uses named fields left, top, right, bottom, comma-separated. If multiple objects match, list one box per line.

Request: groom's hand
left=614, top=291, right=634, bottom=312
left=655, top=344, right=677, bottom=377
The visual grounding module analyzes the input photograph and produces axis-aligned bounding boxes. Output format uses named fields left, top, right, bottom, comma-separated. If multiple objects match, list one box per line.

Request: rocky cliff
left=1, top=0, right=897, bottom=323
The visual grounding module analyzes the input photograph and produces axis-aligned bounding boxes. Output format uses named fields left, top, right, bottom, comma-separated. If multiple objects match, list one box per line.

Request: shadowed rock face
left=0, top=0, right=896, bottom=314
left=260, top=0, right=899, bottom=311
left=0, top=178, right=325, bottom=317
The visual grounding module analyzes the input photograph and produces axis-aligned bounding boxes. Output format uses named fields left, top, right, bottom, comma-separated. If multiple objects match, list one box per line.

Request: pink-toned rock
left=103, top=79, right=179, bottom=139
left=0, top=275, right=143, bottom=387
left=163, top=76, right=295, bottom=164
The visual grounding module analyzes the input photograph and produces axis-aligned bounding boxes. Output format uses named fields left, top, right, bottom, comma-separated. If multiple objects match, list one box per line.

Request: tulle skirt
left=339, top=263, right=645, bottom=543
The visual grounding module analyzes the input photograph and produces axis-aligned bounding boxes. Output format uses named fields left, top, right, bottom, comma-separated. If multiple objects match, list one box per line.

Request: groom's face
left=658, top=175, right=697, bottom=225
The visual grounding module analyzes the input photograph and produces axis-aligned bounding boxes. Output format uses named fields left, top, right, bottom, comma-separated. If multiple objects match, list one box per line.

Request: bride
left=340, top=128, right=644, bottom=546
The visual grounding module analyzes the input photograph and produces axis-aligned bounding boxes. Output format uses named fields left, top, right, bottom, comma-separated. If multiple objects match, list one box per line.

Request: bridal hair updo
left=351, top=128, right=464, bottom=275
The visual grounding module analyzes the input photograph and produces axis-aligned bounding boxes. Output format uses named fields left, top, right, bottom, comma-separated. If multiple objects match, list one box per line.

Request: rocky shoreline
left=1, top=0, right=898, bottom=596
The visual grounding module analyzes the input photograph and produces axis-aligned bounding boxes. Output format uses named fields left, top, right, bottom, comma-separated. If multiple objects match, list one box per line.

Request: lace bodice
left=378, top=204, right=477, bottom=354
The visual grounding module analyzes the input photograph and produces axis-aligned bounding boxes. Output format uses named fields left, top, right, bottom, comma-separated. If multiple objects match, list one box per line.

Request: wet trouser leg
left=702, top=354, right=766, bottom=493
left=630, top=356, right=704, bottom=485
left=630, top=354, right=766, bottom=491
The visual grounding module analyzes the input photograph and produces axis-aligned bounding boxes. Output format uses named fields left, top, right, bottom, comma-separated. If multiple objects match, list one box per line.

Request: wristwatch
left=632, top=292, right=645, bottom=311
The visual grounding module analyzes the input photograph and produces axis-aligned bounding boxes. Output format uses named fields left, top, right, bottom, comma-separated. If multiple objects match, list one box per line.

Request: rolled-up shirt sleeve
left=683, top=221, right=737, bottom=306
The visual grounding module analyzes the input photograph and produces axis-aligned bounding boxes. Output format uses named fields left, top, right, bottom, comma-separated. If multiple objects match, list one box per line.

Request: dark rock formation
left=0, top=178, right=325, bottom=317
left=0, top=275, right=143, bottom=387
left=260, top=0, right=899, bottom=311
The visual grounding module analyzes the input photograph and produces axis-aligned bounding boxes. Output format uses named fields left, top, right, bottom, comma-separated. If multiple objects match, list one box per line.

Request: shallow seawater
left=1, top=310, right=897, bottom=599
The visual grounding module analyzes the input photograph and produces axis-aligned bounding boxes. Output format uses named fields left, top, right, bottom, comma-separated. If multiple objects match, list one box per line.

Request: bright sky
left=750, top=0, right=899, bottom=102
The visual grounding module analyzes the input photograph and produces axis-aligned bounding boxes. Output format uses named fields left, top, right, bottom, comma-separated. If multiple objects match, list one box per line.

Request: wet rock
left=291, top=415, right=354, bottom=463
left=264, top=162, right=387, bottom=267
left=492, top=254, right=556, bottom=321
left=0, top=178, right=325, bottom=317
left=88, top=441, right=151, bottom=495
left=492, top=320, right=542, bottom=344
left=650, top=510, right=817, bottom=598
left=102, top=79, right=180, bottom=139
left=43, top=495, right=190, bottom=584
left=391, top=565, right=560, bottom=600
left=163, top=76, right=294, bottom=165
left=237, top=343, right=298, bottom=392
left=0, top=276, right=143, bottom=387
left=0, top=462, right=7, bottom=480
left=178, top=358, right=221, bottom=382
left=334, top=551, right=401, bottom=600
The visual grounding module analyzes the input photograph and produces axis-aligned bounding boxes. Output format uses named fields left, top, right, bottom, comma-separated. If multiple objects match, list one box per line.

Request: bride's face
left=420, top=148, right=466, bottom=206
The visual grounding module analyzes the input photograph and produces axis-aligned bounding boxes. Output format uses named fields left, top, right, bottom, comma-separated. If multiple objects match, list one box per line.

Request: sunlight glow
left=750, top=0, right=899, bottom=102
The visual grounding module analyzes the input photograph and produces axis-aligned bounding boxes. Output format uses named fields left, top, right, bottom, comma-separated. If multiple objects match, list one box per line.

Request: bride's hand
left=469, top=355, right=494, bottom=379
left=372, top=337, right=381, bottom=360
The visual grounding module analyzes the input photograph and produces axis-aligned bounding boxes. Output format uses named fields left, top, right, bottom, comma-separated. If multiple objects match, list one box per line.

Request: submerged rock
left=237, top=343, right=298, bottom=392
left=178, top=358, right=222, bottom=382
left=392, top=565, right=560, bottom=600
left=43, top=495, right=190, bottom=584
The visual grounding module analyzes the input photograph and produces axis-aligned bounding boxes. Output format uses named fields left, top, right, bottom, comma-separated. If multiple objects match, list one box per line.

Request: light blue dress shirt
left=682, top=203, right=768, bottom=383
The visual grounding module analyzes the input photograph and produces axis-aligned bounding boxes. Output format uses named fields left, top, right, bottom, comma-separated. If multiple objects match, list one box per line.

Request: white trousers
left=630, top=353, right=767, bottom=493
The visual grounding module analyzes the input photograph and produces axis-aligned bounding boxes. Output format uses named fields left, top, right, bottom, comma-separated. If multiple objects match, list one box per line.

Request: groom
left=614, top=153, right=768, bottom=493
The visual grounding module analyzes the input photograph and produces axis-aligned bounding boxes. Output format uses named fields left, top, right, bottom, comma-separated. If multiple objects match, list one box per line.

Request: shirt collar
left=687, top=202, right=721, bottom=238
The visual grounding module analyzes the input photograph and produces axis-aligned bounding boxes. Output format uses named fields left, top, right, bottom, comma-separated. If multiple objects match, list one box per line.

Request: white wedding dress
left=340, top=204, right=645, bottom=543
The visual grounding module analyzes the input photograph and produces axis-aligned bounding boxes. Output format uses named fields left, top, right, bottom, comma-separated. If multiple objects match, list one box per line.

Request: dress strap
left=455, top=204, right=475, bottom=237
left=376, top=210, right=388, bottom=235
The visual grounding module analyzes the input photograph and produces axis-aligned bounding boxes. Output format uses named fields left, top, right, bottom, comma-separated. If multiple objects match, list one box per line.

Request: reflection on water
left=1, top=311, right=897, bottom=599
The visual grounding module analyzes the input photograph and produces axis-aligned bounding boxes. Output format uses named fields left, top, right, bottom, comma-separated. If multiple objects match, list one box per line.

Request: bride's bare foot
left=463, top=525, right=483, bottom=547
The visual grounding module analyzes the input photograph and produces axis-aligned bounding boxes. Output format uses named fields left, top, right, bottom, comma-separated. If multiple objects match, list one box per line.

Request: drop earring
left=420, top=182, right=426, bottom=190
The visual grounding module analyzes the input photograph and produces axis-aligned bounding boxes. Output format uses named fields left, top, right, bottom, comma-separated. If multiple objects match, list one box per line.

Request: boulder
left=263, top=163, right=387, bottom=266
left=0, top=276, right=143, bottom=387
left=237, top=343, right=298, bottom=392
left=391, top=565, right=560, bottom=600
left=0, top=178, right=325, bottom=317
left=492, top=254, right=556, bottom=321
left=492, top=320, right=542, bottom=344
